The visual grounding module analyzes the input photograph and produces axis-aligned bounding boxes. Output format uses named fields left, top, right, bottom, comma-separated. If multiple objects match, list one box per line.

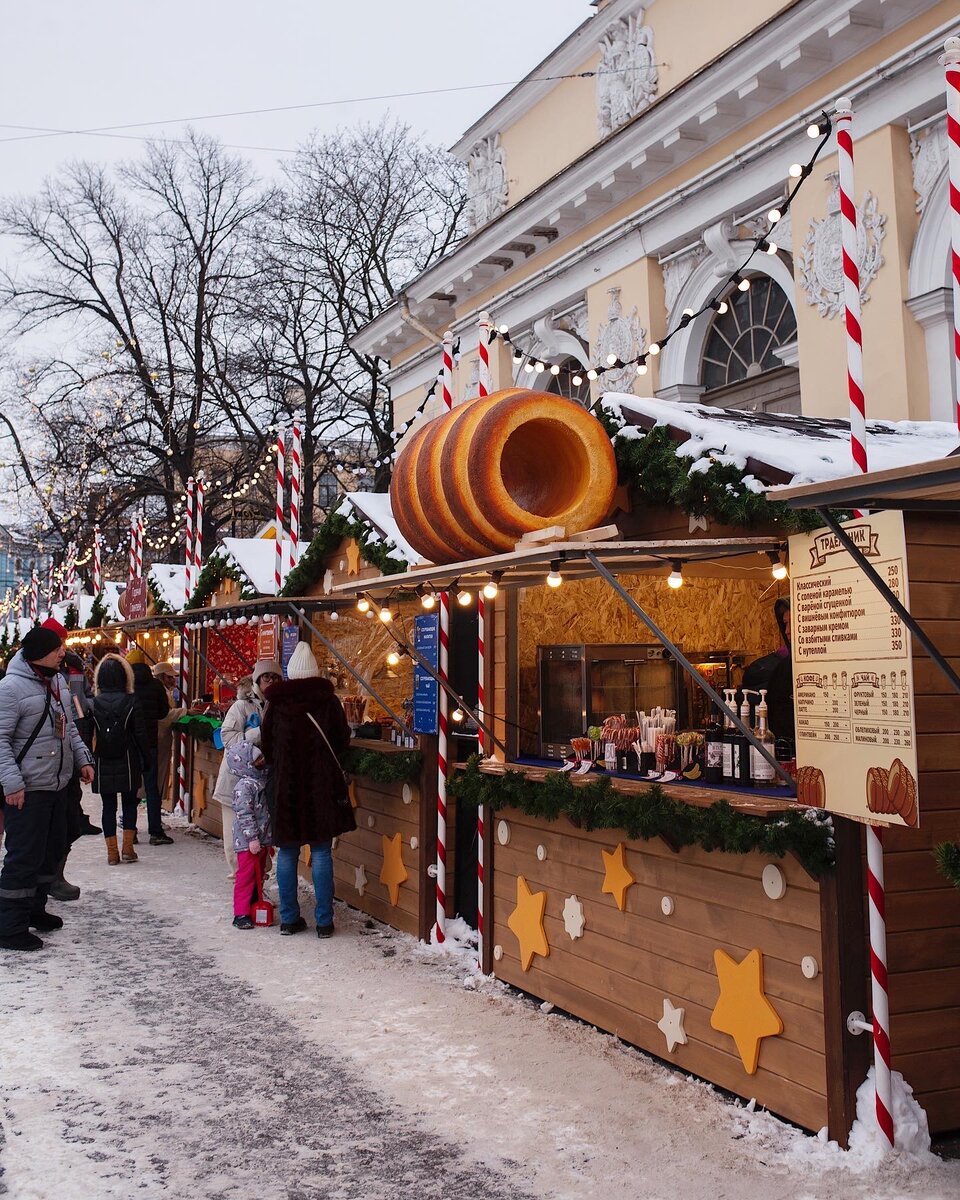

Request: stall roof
left=330, top=536, right=784, bottom=598
left=768, top=456, right=960, bottom=512
left=336, top=493, right=420, bottom=565
left=220, top=536, right=305, bottom=594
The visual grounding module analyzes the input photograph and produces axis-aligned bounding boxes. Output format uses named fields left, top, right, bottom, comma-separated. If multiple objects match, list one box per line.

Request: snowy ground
left=1, top=801, right=958, bottom=1200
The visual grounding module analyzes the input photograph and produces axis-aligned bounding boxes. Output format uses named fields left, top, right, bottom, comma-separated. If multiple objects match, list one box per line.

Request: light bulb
left=738, top=277, right=751, bottom=292
left=546, top=561, right=563, bottom=588
left=667, top=561, right=684, bottom=589
left=766, top=241, right=778, bottom=255
left=523, top=362, right=535, bottom=374
left=451, top=707, right=465, bottom=724
left=572, top=375, right=583, bottom=387
left=329, top=610, right=339, bottom=621
left=457, top=588, right=472, bottom=607
left=482, top=580, right=499, bottom=600
left=772, top=562, right=788, bottom=581
left=767, top=207, right=782, bottom=224
left=534, top=362, right=545, bottom=373
left=498, top=323, right=509, bottom=334
left=636, top=362, right=648, bottom=376
left=587, top=368, right=598, bottom=381
left=421, top=591, right=436, bottom=610
left=386, top=650, right=400, bottom=667
left=378, top=605, right=393, bottom=623
left=550, top=363, right=561, bottom=376
left=648, top=342, right=660, bottom=356
left=788, top=162, right=803, bottom=179
left=357, top=597, right=370, bottom=613
left=717, top=300, right=728, bottom=315
left=606, top=353, right=618, bottom=366
left=807, top=121, right=824, bottom=139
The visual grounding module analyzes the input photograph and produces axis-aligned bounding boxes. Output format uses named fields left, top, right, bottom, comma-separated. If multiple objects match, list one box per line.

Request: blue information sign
left=412, top=613, right=440, bottom=735
left=280, top=623, right=300, bottom=679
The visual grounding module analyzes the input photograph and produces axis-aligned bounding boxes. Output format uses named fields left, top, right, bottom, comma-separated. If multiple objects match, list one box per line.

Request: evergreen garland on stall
left=343, top=746, right=422, bottom=784
left=611, top=424, right=823, bottom=532
left=934, top=841, right=960, bottom=889
left=85, top=591, right=110, bottom=628
left=186, top=554, right=248, bottom=611
left=449, top=756, right=835, bottom=876
left=281, top=508, right=406, bottom=597
left=64, top=603, right=79, bottom=630
left=148, top=578, right=172, bottom=615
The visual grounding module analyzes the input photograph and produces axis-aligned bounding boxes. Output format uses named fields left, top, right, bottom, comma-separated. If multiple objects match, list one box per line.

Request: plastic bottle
left=750, top=688, right=778, bottom=787
left=721, top=689, right=739, bottom=783
left=736, top=689, right=758, bottom=786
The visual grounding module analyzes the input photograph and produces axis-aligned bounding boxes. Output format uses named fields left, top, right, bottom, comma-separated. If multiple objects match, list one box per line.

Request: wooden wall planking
left=490, top=807, right=828, bottom=1133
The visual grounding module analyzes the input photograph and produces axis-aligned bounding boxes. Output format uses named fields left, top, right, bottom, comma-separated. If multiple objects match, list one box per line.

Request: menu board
left=789, top=510, right=919, bottom=828
left=412, top=614, right=439, bottom=735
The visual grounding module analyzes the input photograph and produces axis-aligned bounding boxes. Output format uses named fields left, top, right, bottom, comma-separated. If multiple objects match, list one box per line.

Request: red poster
left=257, top=617, right=279, bottom=661
left=123, top=576, right=148, bottom=620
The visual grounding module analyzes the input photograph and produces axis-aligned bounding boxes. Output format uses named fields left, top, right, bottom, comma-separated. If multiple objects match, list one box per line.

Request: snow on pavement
left=1, top=809, right=958, bottom=1200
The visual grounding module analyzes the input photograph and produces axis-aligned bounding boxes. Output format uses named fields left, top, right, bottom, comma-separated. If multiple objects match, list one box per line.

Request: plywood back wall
left=308, top=609, right=413, bottom=721
left=517, top=577, right=783, bottom=753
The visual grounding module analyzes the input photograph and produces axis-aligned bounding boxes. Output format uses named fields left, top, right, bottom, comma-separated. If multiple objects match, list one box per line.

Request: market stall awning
left=767, top=456, right=960, bottom=512
left=330, top=536, right=785, bottom=597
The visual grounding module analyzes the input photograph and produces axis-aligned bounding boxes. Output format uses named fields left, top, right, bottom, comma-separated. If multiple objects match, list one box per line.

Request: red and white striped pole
left=128, top=520, right=137, bottom=580
left=135, top=517, right=144, bottom=579
left=184, top=478, right=195, bottom=601
left=29, top=570, right=38, bottom=622
left=942, top=37, right=960, bottom=428
left=66, top=543, right=77, bottom=604
left=177, top=478, right=195, bottom=819
left=193, top=479, right=204, bottom=586
left=289, top=421, right=301, bottom=577
left=478, top=309, right=492, bottom=399
left=435, top=337, right=455, bottom=944
left=46, top=560, right=55, bottom=615
left=836, top=95, right=894, bottom=1150
left=474, top=313, right=493, bottom=962
left=275, top=430, right=286, bottom=595
left=92, top=524, right=102, bottom=596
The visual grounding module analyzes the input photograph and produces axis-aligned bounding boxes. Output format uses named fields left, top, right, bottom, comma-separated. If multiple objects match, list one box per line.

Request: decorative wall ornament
left=702, top=217, right=740, bottom=279
left=744, top=211, right=793, bottom=256
left=531, top=312, right=592, bottom=369
left=657, top=998, right=688, bottom=1053
left=568, top=303, right=591, bottom=346
left=466, top=132, right=508, bottom=231
left=597, top=11, right=658, bottom=137
left=596, top=287, right=646, bottom=393
left=797, top=173, right=886, bottom=319
left=909, top=119, right=948, bottom=213
left=562, top=894, right=586, bottom=939
left=662, top=245, right=708, bottom=317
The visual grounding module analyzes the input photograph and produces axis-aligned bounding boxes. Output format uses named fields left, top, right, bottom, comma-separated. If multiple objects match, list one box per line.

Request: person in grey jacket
left=227, top=740, right=272, bottom=930
left=0, top=625, right=94, bottom=952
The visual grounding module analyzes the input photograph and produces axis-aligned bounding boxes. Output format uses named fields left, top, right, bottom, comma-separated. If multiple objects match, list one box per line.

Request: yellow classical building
left=353, top=0, right=958, bottom=430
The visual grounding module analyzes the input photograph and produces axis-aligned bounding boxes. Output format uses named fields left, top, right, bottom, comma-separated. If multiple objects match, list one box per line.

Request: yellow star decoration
left=344, top=539, right=362, bottom=576
left=600, top=842, right=636, bottom=911
left=710, top=948, right=784, bottom=1075
left=507, top=875, right=549, bottom=971
left=379, top=833, right=408, bottom=906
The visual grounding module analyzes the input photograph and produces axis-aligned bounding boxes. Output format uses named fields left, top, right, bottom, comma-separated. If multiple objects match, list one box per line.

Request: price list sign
left=789, top=510, right=919, bottom=827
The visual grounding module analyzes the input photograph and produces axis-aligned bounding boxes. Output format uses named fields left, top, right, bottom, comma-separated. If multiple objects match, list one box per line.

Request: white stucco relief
left=466, top=133, right=508, bottom=232
left=797, top=173, right=886, bottom=319
left=597, top=11, right=658, bottom=138
left=596, top=287, right=646, bottom=393
left=910, top=119, right=948, bottom=214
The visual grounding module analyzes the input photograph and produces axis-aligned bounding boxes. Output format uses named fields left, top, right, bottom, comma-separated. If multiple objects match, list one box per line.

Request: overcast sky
left=0, top=0, right=591, bottom=194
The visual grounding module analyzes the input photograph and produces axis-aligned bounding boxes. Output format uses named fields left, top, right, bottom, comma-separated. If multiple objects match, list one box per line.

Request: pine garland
left=148, top=578, right=172, bottom=616
left=85, top=591, right=110, bottom=628
left=449, top=755, right=835, bottom=876
left=186, top=553, right=245, bottom=611
left=281, top=508, right=406, bottom=597
left=612, top=424, right=823, bottom=532
left=343, top=745, right=422, bottom=784
left=934, top=842, right=960, bottom=889
left=64, top=603, right=79, bottom=630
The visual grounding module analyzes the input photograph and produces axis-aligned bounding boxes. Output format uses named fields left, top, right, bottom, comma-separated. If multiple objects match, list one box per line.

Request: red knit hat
left=41, top=616, right=69, bottom=639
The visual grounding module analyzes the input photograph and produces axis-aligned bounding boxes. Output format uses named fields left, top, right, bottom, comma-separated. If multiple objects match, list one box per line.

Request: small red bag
left=250, top=851, right=274, bottom=928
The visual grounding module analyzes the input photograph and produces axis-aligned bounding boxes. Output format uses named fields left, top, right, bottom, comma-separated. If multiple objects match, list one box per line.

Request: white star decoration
left=562, top=895, right=585, bottom=940
left=657, top=998, right=687, bottom=1053
left=355, top=863, right=367, bottom=896
left=688, top=513, right=709, bottom=533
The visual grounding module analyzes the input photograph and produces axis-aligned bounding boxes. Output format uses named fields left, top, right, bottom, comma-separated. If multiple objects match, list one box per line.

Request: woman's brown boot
left=121, top=829, right=138, bottom=863
left=105, top=836, right=120, bottom=866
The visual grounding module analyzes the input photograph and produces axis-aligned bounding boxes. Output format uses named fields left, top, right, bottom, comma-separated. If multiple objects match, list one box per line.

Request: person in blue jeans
left=259, top=642, right=355, bottom=938
left=131, top=662, right=172, bottom=844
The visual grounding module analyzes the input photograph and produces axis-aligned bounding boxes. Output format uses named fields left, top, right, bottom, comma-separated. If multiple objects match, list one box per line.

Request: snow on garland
left=186, top=553, right=254, bottom=611
left=449, top=756, right=835, bottom=876
left=281, top=508, right=406, bottom=598
left=934, top=841, right=960, bottom=889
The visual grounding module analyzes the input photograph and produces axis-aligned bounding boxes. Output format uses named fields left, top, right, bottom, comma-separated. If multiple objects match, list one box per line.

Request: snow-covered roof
left=336, top=492, right=419, bottom=565
left=149, top=563, right=188, bottom=612
left=603, top=394, right=960, bottom=488
left=220, top=536, right=305, bottom=596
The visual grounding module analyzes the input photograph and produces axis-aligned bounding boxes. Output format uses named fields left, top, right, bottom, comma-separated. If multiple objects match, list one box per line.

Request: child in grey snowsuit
left=227, top=740, right=272, bottom=930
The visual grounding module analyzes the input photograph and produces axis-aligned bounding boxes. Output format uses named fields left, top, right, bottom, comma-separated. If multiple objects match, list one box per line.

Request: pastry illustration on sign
left=866, top=758, right=918, bottom=826
left=796, top=765, right=826, bottom=808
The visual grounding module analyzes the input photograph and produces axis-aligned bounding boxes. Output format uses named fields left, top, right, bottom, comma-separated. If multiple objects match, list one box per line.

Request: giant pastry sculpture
left=389, top=388, right=619, bottom=564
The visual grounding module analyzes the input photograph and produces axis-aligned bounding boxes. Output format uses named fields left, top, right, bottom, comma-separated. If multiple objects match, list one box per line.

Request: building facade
left=353, top=0, right=958, bottom=437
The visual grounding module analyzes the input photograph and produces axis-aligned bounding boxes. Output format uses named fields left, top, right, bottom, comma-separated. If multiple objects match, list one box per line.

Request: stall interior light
left=667, top=560, right=684, bottom=589
left=482, top=572, right=503, bottom=600
left=546, top=560, right=563, bottom=588
left=768, top=551, right=789, bottom=581
left=456, top=587, right=473, bottom=607
left=386, top=650, right=401, bottom=667
left=421, top=590, right=437, bottom=610
left=357, top=597, right=370, bottom=613
left=451, top=706, right=465, bottom=724
left=378, top=604, right=393, bottom=623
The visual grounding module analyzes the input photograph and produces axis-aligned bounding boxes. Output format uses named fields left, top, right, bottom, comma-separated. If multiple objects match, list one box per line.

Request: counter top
left=476, top=757, right=800, bottom=817
left=349, top=737, right=418, bottom=755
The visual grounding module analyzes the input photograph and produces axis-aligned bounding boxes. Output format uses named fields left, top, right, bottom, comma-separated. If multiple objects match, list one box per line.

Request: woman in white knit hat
left=260, top=641, right=354, bottom=937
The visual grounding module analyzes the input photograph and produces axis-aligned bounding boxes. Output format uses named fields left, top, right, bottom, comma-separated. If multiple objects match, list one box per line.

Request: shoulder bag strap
left=306, top=711, right=348, bottom=786
left=15, top=689, right=53, bottom=767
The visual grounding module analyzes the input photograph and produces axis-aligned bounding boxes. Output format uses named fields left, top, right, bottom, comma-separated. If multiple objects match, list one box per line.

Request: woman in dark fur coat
left=92, top=655, right=148, bottom=866
left=260, top=642, right=354, bottom=938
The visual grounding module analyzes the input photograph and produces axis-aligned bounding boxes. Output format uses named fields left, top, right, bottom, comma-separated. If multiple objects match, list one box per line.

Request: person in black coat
left=131, top=661, right=172, bottom=845
left=92, top=655, right=147, bottom=865
left=260, top=643, right=354, bottom=938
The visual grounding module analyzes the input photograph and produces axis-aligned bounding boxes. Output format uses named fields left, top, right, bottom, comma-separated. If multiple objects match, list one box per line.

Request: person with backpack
left=260, top=642, right=354, bottom=938
left=0, top=625, right=94, bottom=952
left=92, top=655, right=148, bottom=865
left=131, top=660, right=172, bottom=845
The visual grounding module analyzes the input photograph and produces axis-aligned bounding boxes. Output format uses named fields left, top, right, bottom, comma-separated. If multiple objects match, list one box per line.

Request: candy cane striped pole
left=289, top=421, right=301, bottom=577
left=128, top=520, right=137, bottom=581
left=942, top=37, right=960, bottom=428
left=29, top=570, right=38, bottom=623
left=92, top=525, right=102, bottom=596
left=476, top=590, right=486, bottom=968
left=478, top=310, right=492, bottom=399
left=275, top=430, right=286, bottom=595
left=836, top=95, right=894, bottom=1150
left=184, top=478, right=195, bottom=600
left=66, top=544, right=77, bottom=604
left=46, top=560, right=54, bottom=615
left=435, top=339, right=455, bottom=945
left=177, top=479, right=195, bottom=820
left=135, top=517, right=144, bottom=579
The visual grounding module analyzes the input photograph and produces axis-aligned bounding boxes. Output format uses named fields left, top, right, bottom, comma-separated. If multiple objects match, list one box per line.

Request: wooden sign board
left=257, top=616, right=279, bottom=661
left=789, top=511, right=919, bottom=828
left=123, top=576, right=148, bottom=620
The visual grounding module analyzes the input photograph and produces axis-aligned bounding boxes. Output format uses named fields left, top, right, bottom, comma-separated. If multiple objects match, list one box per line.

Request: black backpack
left=94, top=703, right=131, bottom=760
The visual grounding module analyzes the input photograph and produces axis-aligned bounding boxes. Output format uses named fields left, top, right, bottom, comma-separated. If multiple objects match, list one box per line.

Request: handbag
left=250, top=851, right=275, bottom=928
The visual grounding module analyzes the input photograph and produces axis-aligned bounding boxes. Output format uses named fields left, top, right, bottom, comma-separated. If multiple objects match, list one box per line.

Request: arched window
left=316, top=471, right=339, bottom=509
left=701, top=277, right=797, bottom=391
left=543, top=357, right=593, bottom=406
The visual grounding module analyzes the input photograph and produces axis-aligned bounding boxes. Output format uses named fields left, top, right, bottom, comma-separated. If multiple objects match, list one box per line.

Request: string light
left=357, top=597, right=370, bottom=613
left=456, top=587, right=473, bottom=607
left=768, top=551, right=788, bottom=581
left=546, top=560, right=563, bottom=588
left=667, top=560, right=685, bottom=589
